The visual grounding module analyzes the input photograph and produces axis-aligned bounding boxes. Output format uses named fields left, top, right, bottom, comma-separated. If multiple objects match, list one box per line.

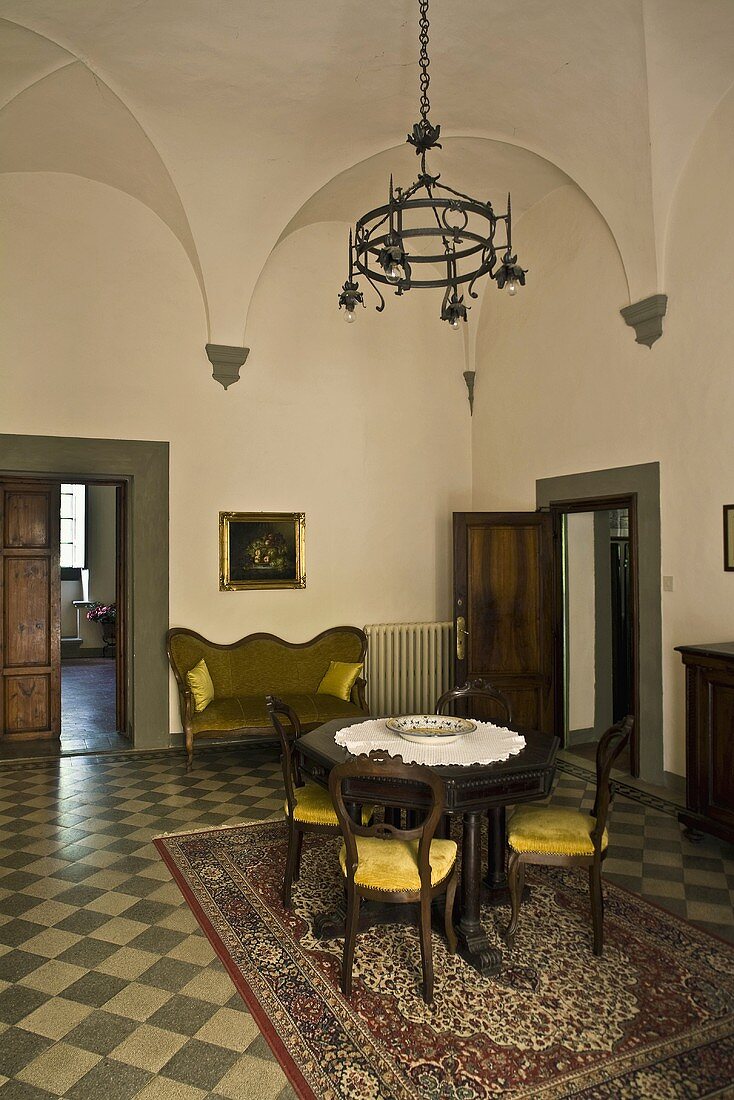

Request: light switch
left=663, top=575, right=674, bottom=591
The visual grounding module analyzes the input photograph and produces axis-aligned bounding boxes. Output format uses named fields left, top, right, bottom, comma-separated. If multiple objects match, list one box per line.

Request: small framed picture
left=725, top=505, right=734, bottom=572
left=219, top=512, right=306, bottom=590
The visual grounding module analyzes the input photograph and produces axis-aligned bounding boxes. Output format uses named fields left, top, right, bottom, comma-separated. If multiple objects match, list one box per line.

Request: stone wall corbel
left=205, top=344, right=250, bottom=389
left=620, top=294, right=668, bottom=348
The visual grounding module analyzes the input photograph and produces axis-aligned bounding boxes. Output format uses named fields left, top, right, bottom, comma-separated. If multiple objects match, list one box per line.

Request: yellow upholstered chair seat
left=508, top=805, right=608, bottom=857
left=339, top=836, right=458, bottom=892
left=285, top=783, right=372, bottom=827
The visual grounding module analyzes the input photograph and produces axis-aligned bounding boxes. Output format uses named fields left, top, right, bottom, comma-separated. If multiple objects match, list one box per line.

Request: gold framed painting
left=219, top=512, right=306, bottom=590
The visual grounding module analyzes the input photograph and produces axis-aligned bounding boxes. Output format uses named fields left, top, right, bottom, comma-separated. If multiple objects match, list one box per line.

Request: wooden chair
left=329, top=750, right=458, bottom=1005
left=266, top=695, right=344, bottom=909
left=504, top=714, right=634, bottom=956
left=435, top=677, right=513, bottom=724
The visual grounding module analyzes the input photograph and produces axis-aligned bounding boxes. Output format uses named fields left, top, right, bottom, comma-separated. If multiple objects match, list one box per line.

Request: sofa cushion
left=186, top=659, right=214, bottom=712
left=190, top=692, right=364, bottom=736
left=317, top=661, right=363, bottom=702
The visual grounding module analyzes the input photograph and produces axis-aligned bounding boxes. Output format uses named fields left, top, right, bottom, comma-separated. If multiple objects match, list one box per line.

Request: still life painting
left=219, top=512, right=306, bottom=590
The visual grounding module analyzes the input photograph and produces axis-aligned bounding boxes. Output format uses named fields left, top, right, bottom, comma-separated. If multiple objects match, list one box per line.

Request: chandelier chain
left=418, top=0, right=431, bottom=122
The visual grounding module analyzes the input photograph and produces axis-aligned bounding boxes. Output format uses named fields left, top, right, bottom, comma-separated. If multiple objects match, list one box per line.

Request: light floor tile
left=18, top=994, right=93, bottom=1039
left=194, top=1007, right=260, bottom=1051
left=103, top=982, right=173, bottom=1022
left=17, top=1040, right=101, bottom=1092
left=111, top=1023, right=189, bottom=1072
left=214, top=1054, right=289, bottom=1100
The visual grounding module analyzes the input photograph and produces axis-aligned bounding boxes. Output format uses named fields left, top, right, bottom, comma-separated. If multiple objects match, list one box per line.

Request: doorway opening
left=0, top=474, right=129, bottom=761
left=60, top=480, right=128, bottom=752
left=551, top=495, right=639, bottom=777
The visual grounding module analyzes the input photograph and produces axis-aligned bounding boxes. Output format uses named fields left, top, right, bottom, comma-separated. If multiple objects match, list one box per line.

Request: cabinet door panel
left=0, top=482, right=60, bottom=740
left=4, top=492, right=52, bottom=548
left=4, top=558, right=51, bottom=667
left=4, top=675, right=50, bottom=733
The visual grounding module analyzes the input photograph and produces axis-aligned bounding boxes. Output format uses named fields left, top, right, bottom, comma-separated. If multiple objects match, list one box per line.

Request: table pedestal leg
left=484, top=805, right=530, bottom=908
left=456, top=811, right=502, bottom=976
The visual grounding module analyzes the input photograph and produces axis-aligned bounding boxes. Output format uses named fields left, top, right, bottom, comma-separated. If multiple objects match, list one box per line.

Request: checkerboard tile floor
left=0, top=745, right=730, bottom=1098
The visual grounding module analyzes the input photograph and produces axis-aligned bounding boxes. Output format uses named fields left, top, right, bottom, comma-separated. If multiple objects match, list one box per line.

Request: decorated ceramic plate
left=385, top=714, right=476, bottom=745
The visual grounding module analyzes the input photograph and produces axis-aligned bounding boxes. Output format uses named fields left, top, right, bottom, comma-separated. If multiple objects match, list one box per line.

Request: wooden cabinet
left=676, top=642, right=734, bottom=844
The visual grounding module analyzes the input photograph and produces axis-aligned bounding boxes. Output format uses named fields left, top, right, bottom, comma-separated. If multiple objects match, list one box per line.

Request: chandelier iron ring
left=338, top=0, right=527, bottom=326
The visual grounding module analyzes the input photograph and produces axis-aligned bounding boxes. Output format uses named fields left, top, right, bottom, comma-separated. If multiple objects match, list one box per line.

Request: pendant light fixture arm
left=339, top=0, right=528, bottom=326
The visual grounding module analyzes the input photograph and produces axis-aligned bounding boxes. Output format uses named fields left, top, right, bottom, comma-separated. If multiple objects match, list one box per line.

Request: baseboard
left=663, top=770, right=685, bottom=795
left=566, top=727, right=594, bottom=747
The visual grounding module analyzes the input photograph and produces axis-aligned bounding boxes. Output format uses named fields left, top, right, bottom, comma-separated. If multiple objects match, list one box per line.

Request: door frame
left=537, top=462, right=663, bottom=786
left=0, top=435, right=169, bottom=751
left=549, top=494, right=640, bottom=776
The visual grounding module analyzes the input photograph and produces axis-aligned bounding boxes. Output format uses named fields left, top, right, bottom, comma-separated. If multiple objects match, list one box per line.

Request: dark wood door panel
left=4, top=674, right=50, bottom=734
left=0, top=480, right=60, bottom=740
left=3, top=558, right=51, bottom=667
left=454, top=512, right=555, bottom=735
left=468, top=525, right=541, bottom=673
left=4, top=491, right=53, bottom=549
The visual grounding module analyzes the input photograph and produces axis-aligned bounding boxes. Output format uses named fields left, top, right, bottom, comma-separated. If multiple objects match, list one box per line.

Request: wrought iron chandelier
left=338, top=0, right=526, bottom=329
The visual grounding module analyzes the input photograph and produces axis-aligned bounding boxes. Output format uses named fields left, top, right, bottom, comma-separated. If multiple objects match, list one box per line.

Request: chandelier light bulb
left=385, top=262, right=404, bottom=284
left=345, top=308, right=356, bottom=323
left=507, top=278, right=518, bottom=296
left=450, top=317, right=460, bottom=330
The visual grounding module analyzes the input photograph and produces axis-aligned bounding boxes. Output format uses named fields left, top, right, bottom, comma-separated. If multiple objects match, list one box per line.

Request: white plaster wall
left=471, top=86, right=734, bottom=777
left=0, top=172, right=472, bottom=733
left=566, top=512, right=596, bottom=733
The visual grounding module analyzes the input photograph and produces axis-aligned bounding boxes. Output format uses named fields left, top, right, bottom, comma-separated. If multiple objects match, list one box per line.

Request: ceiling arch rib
left=0, top=51, right=209, bottom=330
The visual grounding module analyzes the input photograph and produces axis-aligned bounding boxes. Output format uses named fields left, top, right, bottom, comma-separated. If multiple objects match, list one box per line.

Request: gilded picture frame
left=219, top=512, right=306, bottom=590
left=725, top=505, right=734, bottom=572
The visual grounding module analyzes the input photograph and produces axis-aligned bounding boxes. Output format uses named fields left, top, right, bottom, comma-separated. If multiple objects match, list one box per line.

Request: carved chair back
left=590, top=715, right=635, bottom=849
left=329, top=750, right=446, bottom=894
left=435, top=678, right=513, bottom=724
left=266, top=695, right=305, bottom=818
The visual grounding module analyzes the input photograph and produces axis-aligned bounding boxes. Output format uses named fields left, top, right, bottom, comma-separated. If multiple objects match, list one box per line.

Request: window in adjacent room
left=60, top=482, right=87, bottom=575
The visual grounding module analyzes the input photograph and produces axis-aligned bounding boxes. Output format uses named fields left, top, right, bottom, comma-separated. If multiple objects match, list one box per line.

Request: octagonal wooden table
left=295, top=717, right=559, bottom=976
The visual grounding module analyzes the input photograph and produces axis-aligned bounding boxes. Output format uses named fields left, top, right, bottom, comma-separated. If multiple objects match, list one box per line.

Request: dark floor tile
left=641, top=863, right=685, bottom=883
left=147, top=994, right=218, bottom=1036
left=0, top=872, right=42, bottom=892
left=55, top=885, right=106, bottom=909
left=128, top=927, right=187, bottom=955
left=0, top=1027, right=54, bottom=1078
left=0, top=950, right=44, bottom=983
left=51, top=864, right=100, bottom=886
left=122, top=900, right=177, bottom=926
left=56, top=937, right=120, bottom=968
left=0, top=985, right=47, bottom=1025
left=161, top=1038, right=241, bottom=1090
left=0, top=895, right=44, bottom=920
left=0, top=1078, right=58, bottom=1099
left=65, top=1057, right=152, bottom=1100
left=136, top=958, right=202, bottom=993
left=55, top=909, right=111, bottom=936
left=64, top=1010, right=139, bottom=1055
left=62, top=971, right=128, bottom=1008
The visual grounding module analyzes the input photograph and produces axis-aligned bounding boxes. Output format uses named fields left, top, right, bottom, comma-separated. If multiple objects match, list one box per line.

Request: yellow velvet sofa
left=166, top=625, right=368, bottom=767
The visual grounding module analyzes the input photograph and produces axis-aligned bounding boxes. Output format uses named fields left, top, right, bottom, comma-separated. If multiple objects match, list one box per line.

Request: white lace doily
left=333, top=718, right=526, bottom=766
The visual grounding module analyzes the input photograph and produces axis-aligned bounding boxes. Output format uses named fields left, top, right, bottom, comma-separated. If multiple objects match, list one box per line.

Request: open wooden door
left=453, top=511, right=555, bottom=733
left=0, top=481, right=61, bottom=742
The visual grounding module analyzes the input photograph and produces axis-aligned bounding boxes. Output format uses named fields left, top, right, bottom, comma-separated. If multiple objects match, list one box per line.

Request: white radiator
left=364, top=621, right=453, bottom=717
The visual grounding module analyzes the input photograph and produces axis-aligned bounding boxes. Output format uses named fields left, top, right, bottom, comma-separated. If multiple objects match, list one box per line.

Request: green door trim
left=0, top=434, right=169, bottom=750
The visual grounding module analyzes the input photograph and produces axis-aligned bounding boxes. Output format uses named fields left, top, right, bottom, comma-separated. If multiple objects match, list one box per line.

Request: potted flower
left=86, top=603, right=117, bottom=656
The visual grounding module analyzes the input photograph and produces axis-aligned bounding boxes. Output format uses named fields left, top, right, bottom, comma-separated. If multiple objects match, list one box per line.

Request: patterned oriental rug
left=155, top=821, right=734, bottom=1100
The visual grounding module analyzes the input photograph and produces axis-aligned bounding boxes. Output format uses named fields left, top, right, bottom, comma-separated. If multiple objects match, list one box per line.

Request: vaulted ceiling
left=1, top=0, right=733, bottom=344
